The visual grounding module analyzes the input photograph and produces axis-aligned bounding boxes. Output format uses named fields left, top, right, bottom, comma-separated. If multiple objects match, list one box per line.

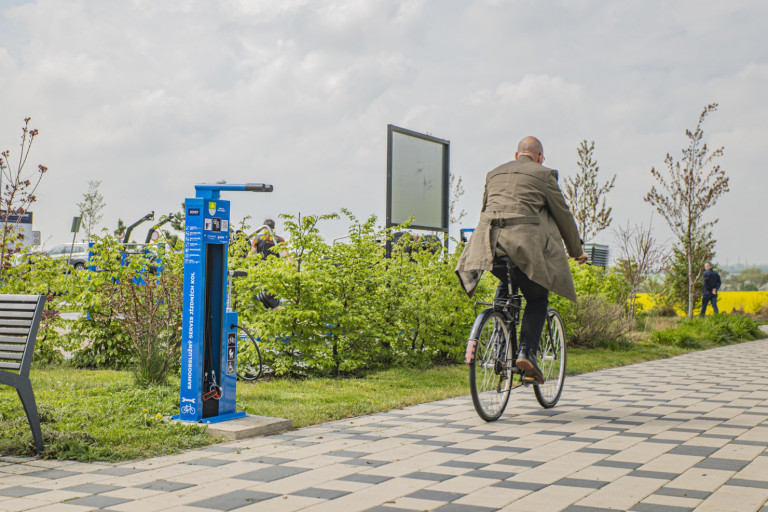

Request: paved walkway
left=2, top=339, right=768, bottom=512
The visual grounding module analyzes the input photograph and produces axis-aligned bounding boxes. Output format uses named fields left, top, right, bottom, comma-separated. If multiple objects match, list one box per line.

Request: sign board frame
left=386, top=124, right=450, bottom=233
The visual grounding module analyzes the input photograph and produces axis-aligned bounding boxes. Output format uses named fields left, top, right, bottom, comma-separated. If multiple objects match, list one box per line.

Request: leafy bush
left=651, top=314, right=764, bottom=348
left=567, top=294, right=633, bottom=348
left=86, top=236, right=183, bottom=386
left=0, top=245, right=81, bottom=364
left=232, top=211, right=485, bottom=376
left=548, top=260, right=634, bottom=347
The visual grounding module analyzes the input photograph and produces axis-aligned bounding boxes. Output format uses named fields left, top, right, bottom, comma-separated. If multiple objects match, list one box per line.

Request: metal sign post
left=174, top=183, right=273, bottom=424
left=69, top=216, right=81, bottom=264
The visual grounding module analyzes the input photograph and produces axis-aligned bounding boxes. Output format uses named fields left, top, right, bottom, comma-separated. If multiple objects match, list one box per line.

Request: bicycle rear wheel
left=469, top=310, right=513, bottom=421
left=533, top=308, right=567, bottom=408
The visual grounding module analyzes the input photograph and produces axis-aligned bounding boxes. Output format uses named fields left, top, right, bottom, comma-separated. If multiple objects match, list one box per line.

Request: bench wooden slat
left=0, top=303, right=37, bottom=311
left=0, top=343, right=25, bottom=351
left=0, top=327, right=32, bottom=335
left=0, top=311, right=34, bottom=319
left=0, top=294, right=42, bottom=302
left=0, top=352, right=23, bottom=360
left=0, top=335, right=26, bottom=343
left=0, top=361, right=21, bottom=370
left=0, top=319, right=32, bottom=328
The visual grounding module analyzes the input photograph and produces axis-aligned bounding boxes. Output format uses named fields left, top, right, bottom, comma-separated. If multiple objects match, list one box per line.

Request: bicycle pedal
left=521, top=376, right=537, bottom=385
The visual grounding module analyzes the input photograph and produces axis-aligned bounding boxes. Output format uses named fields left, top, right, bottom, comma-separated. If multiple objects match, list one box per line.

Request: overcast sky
left=1, top=0, right=766, bottom=266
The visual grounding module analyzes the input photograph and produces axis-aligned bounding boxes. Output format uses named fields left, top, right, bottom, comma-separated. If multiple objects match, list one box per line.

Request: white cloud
left=1, top=0, right=767, bottom=264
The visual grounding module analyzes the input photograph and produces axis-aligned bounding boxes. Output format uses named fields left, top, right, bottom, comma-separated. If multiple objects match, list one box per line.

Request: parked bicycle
left=465, top=259, right=567, bottom=421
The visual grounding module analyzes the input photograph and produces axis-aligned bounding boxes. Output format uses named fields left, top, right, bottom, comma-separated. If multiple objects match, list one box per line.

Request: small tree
left=613, top=220, right=669, bottom=320
left=663, top=228, right=715, bottom=314
left=76, top=180, right=105, bottom=242
left=0, top=118, right=48, bottom=271
left=562, top=140, right=616, bottom=242
left=644, top=104, right=728, bottom=318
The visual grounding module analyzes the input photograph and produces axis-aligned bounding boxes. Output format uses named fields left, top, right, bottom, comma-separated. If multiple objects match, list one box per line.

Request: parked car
left=46, top=243, right=90, bottom=269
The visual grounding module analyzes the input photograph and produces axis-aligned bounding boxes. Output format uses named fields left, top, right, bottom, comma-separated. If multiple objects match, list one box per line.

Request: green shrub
left=232, top=211, right=482, bottom=376
left=566, top=294, right=633, bottom=348
left=651, top=314, right=764, bottom=348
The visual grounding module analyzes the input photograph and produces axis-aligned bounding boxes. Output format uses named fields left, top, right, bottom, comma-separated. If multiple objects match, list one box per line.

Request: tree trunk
left=686, top=249, right=694, bottom=319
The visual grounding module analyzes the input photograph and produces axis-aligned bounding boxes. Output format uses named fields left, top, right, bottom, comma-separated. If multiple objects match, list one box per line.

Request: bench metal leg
left=15, top=379, right=43, bottom=454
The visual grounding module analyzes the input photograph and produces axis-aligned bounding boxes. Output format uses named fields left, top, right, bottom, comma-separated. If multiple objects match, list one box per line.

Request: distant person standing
left=252, top=219, right=286, bottom=260
left=700, top=262, right=721, bottom=316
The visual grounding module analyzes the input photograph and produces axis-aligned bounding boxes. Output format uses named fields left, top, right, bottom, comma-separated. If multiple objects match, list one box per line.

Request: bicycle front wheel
left=533, top=308, right=567, bottom=408
left=469, top=310, right=513, bottom=421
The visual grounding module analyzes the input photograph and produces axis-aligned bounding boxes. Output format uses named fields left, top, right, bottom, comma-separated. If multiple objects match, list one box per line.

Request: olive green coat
left=455, top=156, right=583, bottom=302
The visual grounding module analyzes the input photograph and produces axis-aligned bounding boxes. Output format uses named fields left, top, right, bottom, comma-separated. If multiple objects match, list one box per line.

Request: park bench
left=0, top=294, right=46, bottom=453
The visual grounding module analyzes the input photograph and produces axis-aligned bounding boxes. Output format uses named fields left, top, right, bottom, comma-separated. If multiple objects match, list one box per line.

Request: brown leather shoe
left=516, top=350, right=544, bottom=384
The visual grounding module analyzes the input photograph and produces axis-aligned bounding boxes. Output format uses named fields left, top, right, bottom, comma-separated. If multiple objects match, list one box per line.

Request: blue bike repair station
left=174, top=183, right=273, bottom=424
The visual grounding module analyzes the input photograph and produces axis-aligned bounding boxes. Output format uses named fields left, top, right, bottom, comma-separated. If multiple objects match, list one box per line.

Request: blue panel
left=219, top=311, right=239, bottom=415
left=179, top=198, right=206, bottom=422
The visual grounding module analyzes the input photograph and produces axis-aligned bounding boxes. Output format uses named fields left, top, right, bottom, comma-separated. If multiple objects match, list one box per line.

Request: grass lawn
left=0, top=320, right=764, bottom=461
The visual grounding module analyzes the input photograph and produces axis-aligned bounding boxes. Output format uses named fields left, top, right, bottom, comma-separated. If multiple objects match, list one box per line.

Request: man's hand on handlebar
left=573, top=253, right=589, bottom=265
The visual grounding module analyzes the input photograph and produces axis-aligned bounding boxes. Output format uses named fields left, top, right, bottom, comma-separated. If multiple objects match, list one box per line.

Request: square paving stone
left=339, top=473, right=393, bottom=485
left=234, top=465, right=309, bottom=482
left=579, top=447, right=620, bottom=455
left=466, top=469, right=514, bottom=480
left=555, top=478, right=610, bottom=489
left=245, top=456, right=292, bottom=465
left=415, top=440, right=454, bottom=447
left=364, top=506, right=417, bottom=512
left=439, top=461, right=486, bottom=470
left=395, top=434, right=433, bottom=440
left=342, top=458, right=390, bottom=468
left=594, top=460, right=641, bottom=470
left=327, top=450, right=370, bottom=458
left=667, top=445, right=719, bottom=457
left=563, top=506, right=623, bottom=512
left=496, top=458, right=544, bottom=467
left=485, top=435, right=518, bottom=442
left=694, top=457, right=750, bottom=472
left=92, top=466, right=144, bottom=476
left=631, top=503, right=694, bottom=512
left=186, top=458, right=233, bottom=467
left=492, top=481, right=546, bottom=491
left=24, top=469, right=78, bottom=479
left=435, top=447, right=476, bottom=455
left=488, top=445, right=529, bottom=453
left=292, top=487, right=350, bottom=500
left=629, top=470, right=679, bottom=480
left=64, top=495, right=130, bottom=509
left=0, top=486, right=47, bottom=497
left=654, top=487, right=711, bottom=499
left=725, top=478, right=768, bottom=489
left=64, top=483, right=124, bottom=494
left=403, top=471, right=454, bottom=482
left=407, top=489, right=464, bottom=502
left=136, top=480, right=195, bottom=492
left=189, top=490, right=280, bottom=510
left=433, top=505, right=497, bottom=512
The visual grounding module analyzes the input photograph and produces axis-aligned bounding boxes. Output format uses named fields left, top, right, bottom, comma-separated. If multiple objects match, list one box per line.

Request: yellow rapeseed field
left=635, top=291, right=768, bottom=316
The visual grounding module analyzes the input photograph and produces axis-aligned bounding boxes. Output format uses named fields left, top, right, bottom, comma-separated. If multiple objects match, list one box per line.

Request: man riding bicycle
left=456, top=136, right=588, bottom=384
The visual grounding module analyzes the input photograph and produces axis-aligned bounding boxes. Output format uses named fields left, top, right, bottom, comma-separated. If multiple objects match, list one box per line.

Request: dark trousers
left=491, top=256, right=549, bottom=354
left=700, top=294, right=719, bottom=316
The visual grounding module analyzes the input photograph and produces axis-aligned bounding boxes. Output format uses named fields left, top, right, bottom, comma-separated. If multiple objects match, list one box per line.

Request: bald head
left=516, top=136, right=544, bottom=163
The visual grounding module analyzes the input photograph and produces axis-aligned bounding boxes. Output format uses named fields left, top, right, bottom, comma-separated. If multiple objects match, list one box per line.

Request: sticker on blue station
left=187, top=208, right=201, bottom=216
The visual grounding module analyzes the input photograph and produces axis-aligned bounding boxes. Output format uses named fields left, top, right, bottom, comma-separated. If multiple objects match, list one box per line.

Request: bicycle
left=465, top=260, right=567, bottom=421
